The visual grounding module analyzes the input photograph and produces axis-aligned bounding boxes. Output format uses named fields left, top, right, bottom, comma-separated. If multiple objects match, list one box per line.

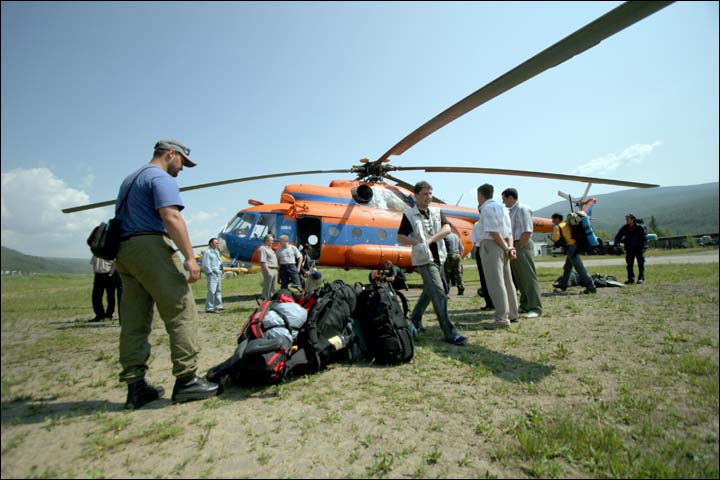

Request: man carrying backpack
left=551, top=213, right=596, bottom=294
left=614, top=213, right=649, bottom=284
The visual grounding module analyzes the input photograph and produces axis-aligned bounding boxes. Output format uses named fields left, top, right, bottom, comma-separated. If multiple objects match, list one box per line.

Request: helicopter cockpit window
left=250, top=214, right=276, bottom=240
left=225, top=213, right=256, bottom=238
left=369, top=187, right=415, bottom=212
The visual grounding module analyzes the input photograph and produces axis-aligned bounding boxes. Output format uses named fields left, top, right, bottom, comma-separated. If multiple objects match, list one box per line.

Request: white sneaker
left=523, top=311, right=541, bottom=319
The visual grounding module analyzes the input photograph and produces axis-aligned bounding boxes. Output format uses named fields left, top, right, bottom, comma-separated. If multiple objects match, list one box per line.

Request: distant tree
left=593, top=228, right=611, bottom=242
left=648, top=215, right=671, bottom=237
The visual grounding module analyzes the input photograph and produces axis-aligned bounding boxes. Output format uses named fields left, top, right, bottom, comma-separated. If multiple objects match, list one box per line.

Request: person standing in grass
left=501, top=188, right=543, bottom=318
left=614, top=213, right=649, bottom=284
left=201, top=237, right=224, bottom=313
left=114, top=139, right=218, bottom=409
left=276, top=235, right=303, bottom=290
left=443, top=231, right=466, bottom=295
left=89, top=255, right=117, bottom=322
left=258, top=234, right=279, bottom=300
left=475, top=183, right=519, bottom=330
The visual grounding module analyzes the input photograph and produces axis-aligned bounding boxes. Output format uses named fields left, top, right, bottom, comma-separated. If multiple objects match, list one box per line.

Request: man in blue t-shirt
left=114, top=139, right=218, bottom=409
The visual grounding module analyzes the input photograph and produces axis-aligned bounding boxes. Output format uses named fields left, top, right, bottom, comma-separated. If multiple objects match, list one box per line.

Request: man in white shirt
left=474, top=183, right=518, bottom=329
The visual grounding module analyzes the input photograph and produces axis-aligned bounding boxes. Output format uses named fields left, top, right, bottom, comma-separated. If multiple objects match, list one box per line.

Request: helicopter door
left=297, top=216, right=322, bottom=259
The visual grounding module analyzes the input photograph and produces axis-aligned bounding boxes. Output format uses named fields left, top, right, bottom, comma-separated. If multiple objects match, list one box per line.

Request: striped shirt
left=507, top=201, right=534, bottom=240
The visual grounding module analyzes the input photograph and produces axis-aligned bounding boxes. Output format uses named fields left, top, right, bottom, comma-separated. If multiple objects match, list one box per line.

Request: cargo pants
left=115, top=234, right=200, bottom=383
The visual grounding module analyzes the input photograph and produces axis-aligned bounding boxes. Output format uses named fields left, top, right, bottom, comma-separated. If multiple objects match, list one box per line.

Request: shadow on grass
left=411, top=311, right=555, bottom=383
left=48, top=317, right=120, bottom=330
left=1, top=397, right=128, bottom=426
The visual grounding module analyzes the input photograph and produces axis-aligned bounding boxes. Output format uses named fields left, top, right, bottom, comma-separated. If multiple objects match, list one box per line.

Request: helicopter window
left=225, top=213, right=256, bottom=238
left=307, top=234, right=319, bottom=246
left=250, top=214, right=277, bottom=239
left=328, top=226, right=340, bottom=237
left=351, top=227, right=362, bottom=239
left=377, top=229, right=388, bottom=241
left=369, top=187, right=415, bottom=212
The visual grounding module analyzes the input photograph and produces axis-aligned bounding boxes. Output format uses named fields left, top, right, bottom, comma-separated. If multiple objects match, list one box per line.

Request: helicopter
left=63, top=1, right=669, bottom=270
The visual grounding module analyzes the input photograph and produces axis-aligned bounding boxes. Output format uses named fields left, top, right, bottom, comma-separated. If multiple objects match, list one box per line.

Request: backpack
left=353, top=282, right=414, bottom=365
left=293, top=280, right=363, bottom=374
left=556, top=271, right=583, bottom=287
left=206, top=291, right=307, bottom=386
left=566, top=213, right=589, bottom=253
left=591, top=273, right=622, bottom=288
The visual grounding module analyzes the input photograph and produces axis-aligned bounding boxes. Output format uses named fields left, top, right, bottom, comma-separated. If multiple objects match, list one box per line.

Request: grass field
left=1, top=252, right=718, bottom=478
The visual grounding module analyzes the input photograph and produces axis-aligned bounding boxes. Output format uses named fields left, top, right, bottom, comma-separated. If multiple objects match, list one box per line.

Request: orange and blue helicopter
left=213, top=175, right=607, bottom=271
left=63, top=1, right=667, bottom=270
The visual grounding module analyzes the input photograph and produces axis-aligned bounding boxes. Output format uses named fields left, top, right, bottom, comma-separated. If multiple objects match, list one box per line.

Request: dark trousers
left=474, top=246, right=494, bottom=308
left=279, top=264, right=302, bottom=290
left=92, top=273, right=116, bottom=318
left=625, top=249, right=645, bottom=281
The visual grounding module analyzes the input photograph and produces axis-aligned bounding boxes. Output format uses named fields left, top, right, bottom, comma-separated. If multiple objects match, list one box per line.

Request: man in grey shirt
left=258, top=234, right=279, bottom=300
left=502, top=188, right=542, bottom=318
left=276, top=235, right=302, bottom=289
left=443, top=231, right=465, bottom=295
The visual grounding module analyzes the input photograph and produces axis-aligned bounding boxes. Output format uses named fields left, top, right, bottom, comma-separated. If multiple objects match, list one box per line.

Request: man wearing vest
left=397, top=181, right=466, bottom=345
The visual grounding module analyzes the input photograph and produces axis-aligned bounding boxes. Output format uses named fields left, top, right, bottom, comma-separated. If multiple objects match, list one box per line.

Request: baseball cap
left=154, top=139, right=196, bottom=167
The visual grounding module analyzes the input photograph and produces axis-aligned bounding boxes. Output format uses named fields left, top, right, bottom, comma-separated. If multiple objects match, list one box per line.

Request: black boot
left=125, top=379, right=165, bottom=410
left=171, top=374, right=219, bottom=404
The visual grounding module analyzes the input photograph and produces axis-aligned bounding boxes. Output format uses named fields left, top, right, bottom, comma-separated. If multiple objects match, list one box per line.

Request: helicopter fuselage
left=217, top=180, right=557, bottom=270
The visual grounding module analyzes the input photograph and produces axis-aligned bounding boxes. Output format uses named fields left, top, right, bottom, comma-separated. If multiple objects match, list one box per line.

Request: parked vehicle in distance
left=698, top=235, right=716, bottom=247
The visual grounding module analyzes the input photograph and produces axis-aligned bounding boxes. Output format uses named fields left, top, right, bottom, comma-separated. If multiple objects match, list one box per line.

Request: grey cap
left=154, top=139, right=196, bottom=167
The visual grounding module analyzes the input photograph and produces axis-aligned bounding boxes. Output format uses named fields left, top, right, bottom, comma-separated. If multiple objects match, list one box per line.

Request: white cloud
left=185, top=209, right=224, bottom=248
left=80, top=173, right=95, bottom=190
left=1, top=167, right=110, bottom=258
left=572, top=141, right=662, bottom=176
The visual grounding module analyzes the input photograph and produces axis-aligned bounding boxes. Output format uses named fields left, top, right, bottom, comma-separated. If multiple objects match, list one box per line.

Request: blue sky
left=2, top=1, right=718, bottom=259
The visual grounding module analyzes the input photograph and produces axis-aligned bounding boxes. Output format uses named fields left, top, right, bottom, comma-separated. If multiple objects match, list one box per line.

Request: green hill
left=1, top=246, right=91, bottom=275
left=533, top=182, right=718, bottom=238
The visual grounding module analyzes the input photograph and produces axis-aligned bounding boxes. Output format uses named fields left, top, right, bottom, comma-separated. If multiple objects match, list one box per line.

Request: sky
left=2, top=1, right=718, bottom=259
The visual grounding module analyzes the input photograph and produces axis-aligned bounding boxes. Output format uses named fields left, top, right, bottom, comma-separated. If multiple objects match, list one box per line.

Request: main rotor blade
left=374, top=1, right=673, bottom=165
left=62, top=168, right=350, bottom=213
left=384, top=173, right=446, bottom=204
left=394, top=166, right=659, bottom=189
left=178, top=169, right=349, bottom=193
